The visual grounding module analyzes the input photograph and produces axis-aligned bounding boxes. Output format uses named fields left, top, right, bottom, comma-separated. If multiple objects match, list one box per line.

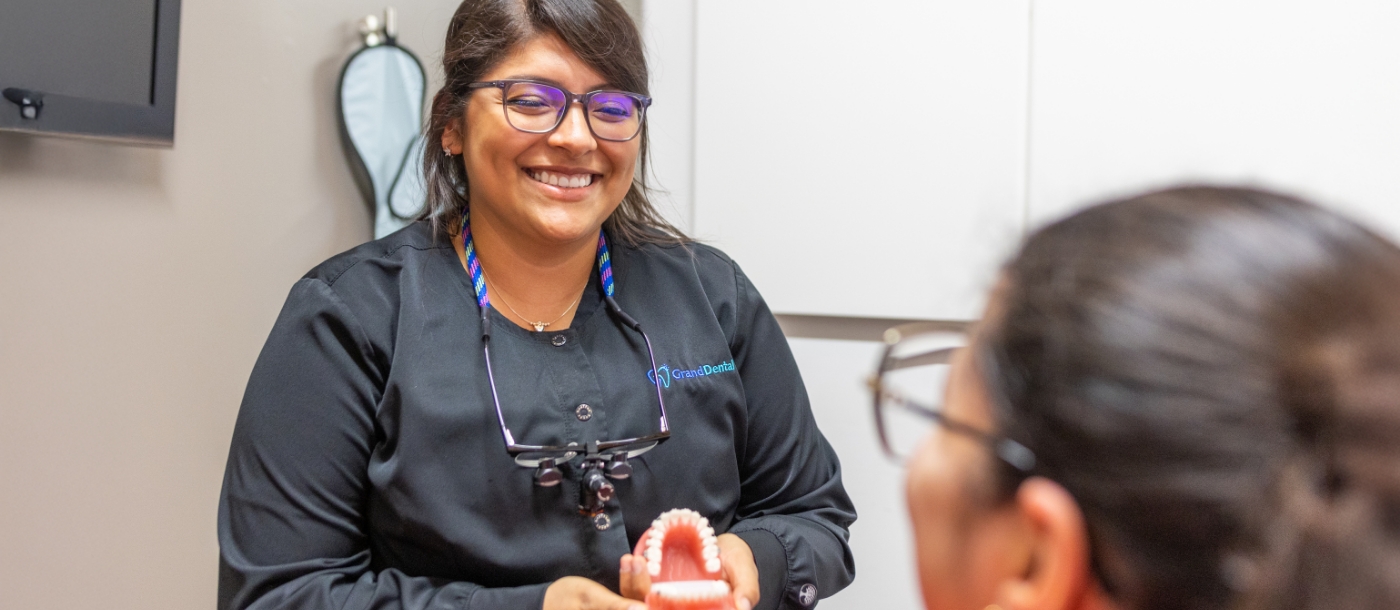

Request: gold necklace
left=485, top=275, right=582, bottom=332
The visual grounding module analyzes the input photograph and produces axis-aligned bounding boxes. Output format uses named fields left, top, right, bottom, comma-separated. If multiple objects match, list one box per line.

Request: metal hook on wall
left=359, top=7, right=399, bottom=47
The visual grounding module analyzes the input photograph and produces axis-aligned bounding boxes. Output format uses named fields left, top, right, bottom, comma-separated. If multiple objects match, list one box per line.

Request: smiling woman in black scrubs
left=216, top=2, right=855, bottom=610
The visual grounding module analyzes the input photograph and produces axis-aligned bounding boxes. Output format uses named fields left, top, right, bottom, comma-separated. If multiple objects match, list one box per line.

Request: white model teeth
left=651, top=580, right=732, bottom=601
left=646, top=516, right=667, bottom=577
left=646, top=508, right=723, bottom=578
left=528, top=169, right=594, bottom=188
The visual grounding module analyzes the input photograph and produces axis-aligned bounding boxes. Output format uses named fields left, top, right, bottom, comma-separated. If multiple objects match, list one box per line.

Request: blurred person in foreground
left=872, top=186, right=1400, bottom=610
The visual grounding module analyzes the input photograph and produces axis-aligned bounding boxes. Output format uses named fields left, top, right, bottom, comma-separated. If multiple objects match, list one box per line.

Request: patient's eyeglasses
left=466, top=79, right=651, bottom=142
left=867, top=322, right=1035, bottom=472
left=871, top=323, right=1127, bottom=592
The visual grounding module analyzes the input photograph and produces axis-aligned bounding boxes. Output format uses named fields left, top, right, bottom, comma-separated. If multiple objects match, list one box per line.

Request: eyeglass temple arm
left=485, top=295, right=671, bottom=454
left=481, top=307, right=518, bottom=447
left=606, top=296, right=670, bottom=433
left=879, top=385, right=1037, bottom=473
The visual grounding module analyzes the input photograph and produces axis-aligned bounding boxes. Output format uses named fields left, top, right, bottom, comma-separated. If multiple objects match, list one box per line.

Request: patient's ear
left=997, top=477, right=1112, bottom=610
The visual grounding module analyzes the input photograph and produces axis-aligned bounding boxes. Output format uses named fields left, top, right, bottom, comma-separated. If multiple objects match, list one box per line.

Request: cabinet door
left=1029, top=1, right=1400, bottom=236
left=693, top=1, right=1031, bottom=320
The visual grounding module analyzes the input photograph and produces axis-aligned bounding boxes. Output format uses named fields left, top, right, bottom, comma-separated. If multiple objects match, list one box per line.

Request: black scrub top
left=218, top=221, right=856, bottom=610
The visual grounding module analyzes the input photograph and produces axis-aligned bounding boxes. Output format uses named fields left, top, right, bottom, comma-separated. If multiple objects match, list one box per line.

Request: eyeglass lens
left=876, top=331, right=967, bottom=459
left=503, top=82, right=644, bottom=141
left=513, top=449, right=580, bottom=468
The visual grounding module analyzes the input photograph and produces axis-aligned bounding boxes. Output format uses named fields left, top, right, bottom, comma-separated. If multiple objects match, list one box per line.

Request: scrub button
left=551, top=334, right=567, bottom=347
left=592, top=513, right=611, bottom=531
left=575, top=404, right=593, bottom=421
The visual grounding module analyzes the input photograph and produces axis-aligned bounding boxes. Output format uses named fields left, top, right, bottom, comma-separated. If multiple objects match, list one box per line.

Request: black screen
left=0, top=0, right=157, bottom=107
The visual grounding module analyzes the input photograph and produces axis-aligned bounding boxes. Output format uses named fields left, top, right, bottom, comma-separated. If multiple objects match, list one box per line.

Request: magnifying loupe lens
left=535, top=462, right=563, bottom=487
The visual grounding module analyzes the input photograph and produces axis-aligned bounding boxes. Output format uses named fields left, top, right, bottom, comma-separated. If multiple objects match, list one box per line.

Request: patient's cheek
left=905, top=433, right=982, bottom=610
left=905, top=432, right=958, bottom=525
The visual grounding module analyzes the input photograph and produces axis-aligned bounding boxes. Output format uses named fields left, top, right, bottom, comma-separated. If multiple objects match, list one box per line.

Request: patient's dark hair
left=419, top=0, right=686, bottom=245
left=979, top=186, right=1400, bottom=610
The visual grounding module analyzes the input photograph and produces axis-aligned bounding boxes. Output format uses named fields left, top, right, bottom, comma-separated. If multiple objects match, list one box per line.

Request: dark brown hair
left=979, top=186, right=1400, bottom=610
left=419, top=0, right=687, bottom=245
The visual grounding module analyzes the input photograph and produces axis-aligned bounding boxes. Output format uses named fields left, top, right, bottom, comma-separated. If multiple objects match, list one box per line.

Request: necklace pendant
left=532, top=322, right=548, bottom=332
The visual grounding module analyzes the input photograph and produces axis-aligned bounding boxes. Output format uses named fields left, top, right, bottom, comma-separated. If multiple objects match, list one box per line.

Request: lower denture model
left=635, top=509, right=736, bottom=610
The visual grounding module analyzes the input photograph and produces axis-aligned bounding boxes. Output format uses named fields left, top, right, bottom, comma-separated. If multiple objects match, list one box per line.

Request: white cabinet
left=1028, top=1, right=1400, bottom=236
left=692, top=1, right=1031, bottom=320
left=640, top=0, right=698, bottom=231
left=786, top=337, right=920, bottom=610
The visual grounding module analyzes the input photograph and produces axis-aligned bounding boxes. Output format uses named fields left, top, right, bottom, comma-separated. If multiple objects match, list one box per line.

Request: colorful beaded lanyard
left=460, top=212, right=615, bottom=312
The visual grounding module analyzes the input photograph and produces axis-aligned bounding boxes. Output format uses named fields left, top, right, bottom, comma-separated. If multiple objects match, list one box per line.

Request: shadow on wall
left=0, top=131, right=165, bottom=194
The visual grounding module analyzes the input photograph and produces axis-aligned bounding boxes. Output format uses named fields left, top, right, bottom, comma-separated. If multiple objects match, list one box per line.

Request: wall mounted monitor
left=0, top=0, right=181, bottom=146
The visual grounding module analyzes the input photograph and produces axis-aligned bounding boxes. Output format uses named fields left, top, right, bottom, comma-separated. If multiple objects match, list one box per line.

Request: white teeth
left=703, top=529, right=721, bottom=573
left=647, top=509, right=724, bottom=579
left=529, top=169, right=594, bottom=188
left=651, top=581, right=731, bottom=601
left=645, top=521, right=664, bottom=577
left=646, top=543, right=663, bottom=577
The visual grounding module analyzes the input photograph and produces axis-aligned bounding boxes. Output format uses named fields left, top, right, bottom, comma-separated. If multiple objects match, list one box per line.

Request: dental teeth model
left=634, top=508, right=735, bottom=610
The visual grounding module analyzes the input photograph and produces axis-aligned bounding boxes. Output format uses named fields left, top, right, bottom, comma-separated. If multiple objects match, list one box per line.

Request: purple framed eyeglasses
left=466, top=79, right=652, bottom=142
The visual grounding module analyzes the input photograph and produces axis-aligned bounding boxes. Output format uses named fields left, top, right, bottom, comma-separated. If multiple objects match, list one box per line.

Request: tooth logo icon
left=798, top=584, right=817, bottom=606
left=647, top=365, right=672, bottom=388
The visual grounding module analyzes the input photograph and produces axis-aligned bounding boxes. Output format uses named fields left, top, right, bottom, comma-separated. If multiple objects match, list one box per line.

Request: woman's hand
left=617, top=534, right=760, bottom=610
left=618, top=554, right=650, bottom=601
left=716, top=533, right=760, bottom=610
left=544, top=576, right=647, bottom=610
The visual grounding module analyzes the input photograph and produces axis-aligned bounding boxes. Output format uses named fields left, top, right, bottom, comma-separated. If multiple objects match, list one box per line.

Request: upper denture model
left=634, top=508, right=736, bottom=610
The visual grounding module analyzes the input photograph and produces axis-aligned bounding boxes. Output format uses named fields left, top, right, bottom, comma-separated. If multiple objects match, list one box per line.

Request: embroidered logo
left=647, top=365, right=673, bottom=388
left=646, top=360, right=736, bottom=388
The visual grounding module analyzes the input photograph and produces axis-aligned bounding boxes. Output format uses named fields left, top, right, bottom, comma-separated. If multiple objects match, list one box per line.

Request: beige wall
left=0, top=0, right=463, bottom=607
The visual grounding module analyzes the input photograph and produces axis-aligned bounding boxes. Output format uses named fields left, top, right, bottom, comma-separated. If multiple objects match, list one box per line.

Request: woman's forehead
left=483, top=34, right=612, bottom=91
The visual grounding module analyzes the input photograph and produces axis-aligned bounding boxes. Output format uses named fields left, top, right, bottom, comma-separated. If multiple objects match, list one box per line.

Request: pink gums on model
left=633, top=509, right=735, bottom=610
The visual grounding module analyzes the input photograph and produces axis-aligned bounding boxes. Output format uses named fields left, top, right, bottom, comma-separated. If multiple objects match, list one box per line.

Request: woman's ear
left=442, top=120, right=463, bottom=156
left=996, top=477, right=1107, bottom=610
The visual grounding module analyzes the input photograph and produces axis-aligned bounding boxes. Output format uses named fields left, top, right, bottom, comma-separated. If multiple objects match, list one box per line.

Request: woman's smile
left=523, top=166, right=603, bottom=198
